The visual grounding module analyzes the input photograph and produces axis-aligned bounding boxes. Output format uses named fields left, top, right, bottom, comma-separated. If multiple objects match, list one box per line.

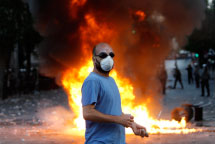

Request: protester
left=81, top=43, right=147, bottom=144
left=194, top=63, right=200, bottom=88
left=186, top=64, right=193, bottom=84
left=173, top=66, right=184, bottom=89
left=201, top=64, right=210, bottom=97
left=158, top=64, right=167, bottom=94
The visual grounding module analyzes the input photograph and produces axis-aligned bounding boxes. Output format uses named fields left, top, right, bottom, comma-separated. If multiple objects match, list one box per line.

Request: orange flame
left=69, top=0, right=87, bottom=19
left=135, top=10, right=146, bottom=22
left=62, top=60, right=200, bottom=135
left=61, top=12, right=200, bottom=136
left=80, top=13, right=114, bottom=56
left=71, top=0, right=87, bottom=6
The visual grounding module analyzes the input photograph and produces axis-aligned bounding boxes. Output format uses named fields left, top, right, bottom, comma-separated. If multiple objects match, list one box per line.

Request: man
left=201, top=65, right=210, bottom=97
left=81, top=43, right=146, bottom=144
left=194, top=63, right=200, bottom=88
left=186, top=64, right=193, bottom=84
left=173, top=66, right=184, bottom=89
left=158, top=63, right=167, bottom=95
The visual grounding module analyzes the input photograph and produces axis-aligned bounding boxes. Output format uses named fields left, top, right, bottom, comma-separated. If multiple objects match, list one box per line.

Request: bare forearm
left=83, top=108, right=120, bottom=124
left=83, top=105, right=133, bottom=127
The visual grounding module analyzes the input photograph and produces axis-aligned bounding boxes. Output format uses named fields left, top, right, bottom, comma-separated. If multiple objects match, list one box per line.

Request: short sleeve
left=81, top=80, right=100, bottom=106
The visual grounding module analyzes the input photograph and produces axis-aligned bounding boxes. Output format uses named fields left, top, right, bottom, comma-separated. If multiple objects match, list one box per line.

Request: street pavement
left=0, top=59, right=214, bottom=144
left=163, top=59, right=215, bottom=123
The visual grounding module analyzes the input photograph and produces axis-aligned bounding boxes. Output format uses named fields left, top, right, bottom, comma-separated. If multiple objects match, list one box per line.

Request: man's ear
left=92, top=56, right=96, bottom=63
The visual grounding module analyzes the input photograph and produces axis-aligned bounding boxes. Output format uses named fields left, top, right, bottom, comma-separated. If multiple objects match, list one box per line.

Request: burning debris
left=171, top=104, right=203, bottom=123
left=26, top=0, right=208, bottom=135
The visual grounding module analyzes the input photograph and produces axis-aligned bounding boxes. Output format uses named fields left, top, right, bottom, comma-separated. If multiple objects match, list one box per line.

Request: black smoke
left=28, top=0, right=206, bottom=110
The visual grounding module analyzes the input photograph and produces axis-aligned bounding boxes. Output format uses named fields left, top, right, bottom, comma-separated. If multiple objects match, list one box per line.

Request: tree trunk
left=0, top=52, right=7, bottom=100
left=26, top=45, right=31, bottom=79
left=0, top=67, right=5, bottom=100
left=0, top=44, right=13, bottom=100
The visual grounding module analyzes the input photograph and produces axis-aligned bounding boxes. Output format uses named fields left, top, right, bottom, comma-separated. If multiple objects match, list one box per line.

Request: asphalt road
left=0, top=59, right=214, bottom=144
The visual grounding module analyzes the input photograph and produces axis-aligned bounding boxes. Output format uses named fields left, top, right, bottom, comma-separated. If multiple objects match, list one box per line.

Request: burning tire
left=181, top=104, right=194, bottom=122
left=171, top=106, right=193, bottom=122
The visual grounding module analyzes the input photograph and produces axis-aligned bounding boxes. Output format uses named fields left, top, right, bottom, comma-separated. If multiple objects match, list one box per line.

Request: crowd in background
left=173, top=62, right=212, bottom=97
left=158, top=50, right=215, bottom=96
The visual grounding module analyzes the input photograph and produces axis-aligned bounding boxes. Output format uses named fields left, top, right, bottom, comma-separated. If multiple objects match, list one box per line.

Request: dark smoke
left=29, top=0, right=206, bottom=111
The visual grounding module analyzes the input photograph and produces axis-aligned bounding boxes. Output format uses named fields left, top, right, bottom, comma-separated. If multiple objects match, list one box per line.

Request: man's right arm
left=83, top=104, right=134, bottom=127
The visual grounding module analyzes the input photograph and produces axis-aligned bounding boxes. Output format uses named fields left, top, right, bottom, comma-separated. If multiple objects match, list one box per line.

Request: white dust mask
left=100, top=56, right=114, bottom=71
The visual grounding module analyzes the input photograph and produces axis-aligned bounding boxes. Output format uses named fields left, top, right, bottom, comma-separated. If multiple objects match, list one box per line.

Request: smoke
left=29, top=0, right=206, bottom=110
left=37, top=106, right=74, bottom=131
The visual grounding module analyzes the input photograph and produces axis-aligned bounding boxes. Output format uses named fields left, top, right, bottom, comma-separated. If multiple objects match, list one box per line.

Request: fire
left=70, top=0, right=87, bottom=6
left=79, top=13, right=114, bottom=56
left=61, top=9, right=201, bottom=136
left=134, top=10, right=146, bottom=22
left=62, top=60, right=202, bottom=134
left=69, top=0, right=87, bottom=19
left=62, top=60, right=200, bottom=135
left=62, top=61, right=93, bottom=135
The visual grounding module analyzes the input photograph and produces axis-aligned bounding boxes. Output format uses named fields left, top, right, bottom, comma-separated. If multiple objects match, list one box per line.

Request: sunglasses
left=95, top=52, right=115, bottom=59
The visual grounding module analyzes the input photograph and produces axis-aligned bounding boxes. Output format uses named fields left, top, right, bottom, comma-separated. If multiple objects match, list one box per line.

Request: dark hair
left=92, top=45, right=97, bottom=56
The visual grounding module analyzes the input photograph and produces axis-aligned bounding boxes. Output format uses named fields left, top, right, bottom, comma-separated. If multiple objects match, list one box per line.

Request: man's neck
left=93, top=68, right=109, bottom=77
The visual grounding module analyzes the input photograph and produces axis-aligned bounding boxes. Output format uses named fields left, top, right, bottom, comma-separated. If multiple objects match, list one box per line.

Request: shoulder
left=108, top=77, right=118, bottom=86
left=84, top=73, right=101, bottom=82
left=109, top=76, right=116, bottom=82
left=82, top=73, right=101, bottom=87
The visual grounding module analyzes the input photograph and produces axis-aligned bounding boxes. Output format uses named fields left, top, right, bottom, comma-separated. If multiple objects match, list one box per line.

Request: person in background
left=201, top=64, right=210, bottom=97
left=158, top=64, right=167, bottom=95
left=173, top=66, right=184, bottom=89
left=186, top=64, right=193, bottom=84
left=194, top=63, right=200, bottom=88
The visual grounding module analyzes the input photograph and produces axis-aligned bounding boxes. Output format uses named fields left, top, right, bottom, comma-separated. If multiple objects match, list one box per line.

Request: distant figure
left=194, top=64, right=200, bottom=88
left=158, top=65, right=167, bottom=94
left=212, top=60, right=215, bottom=73
left=3, top=69, right=9, bottom=99
left=173, top=66, right=184, bottom=89
left=201, top=65, right=210, bottom=97
left=30, top=68, right=38, bottom=92
left=9, top=69, right=17, bottom=95
left=186, top=64, right=193, bottom=84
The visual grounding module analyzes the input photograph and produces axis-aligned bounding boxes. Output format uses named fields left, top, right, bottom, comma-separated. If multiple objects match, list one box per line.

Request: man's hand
left=131, top=122, right=148, bottom=137
left=118, top=114, right=134, bottom=127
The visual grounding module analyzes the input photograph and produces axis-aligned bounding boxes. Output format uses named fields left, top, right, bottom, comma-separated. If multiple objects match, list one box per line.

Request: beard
left=95, top=59, right=110, bottom=74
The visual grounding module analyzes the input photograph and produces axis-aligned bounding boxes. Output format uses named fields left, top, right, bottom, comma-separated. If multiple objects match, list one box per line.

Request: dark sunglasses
left=95, top=52, right=115, bottom=59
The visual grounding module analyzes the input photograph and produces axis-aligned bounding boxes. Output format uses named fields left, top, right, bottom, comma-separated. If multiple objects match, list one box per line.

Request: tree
left=185, top=0, right=215, bottom=65
left=0, top=0, right=41, bottom=99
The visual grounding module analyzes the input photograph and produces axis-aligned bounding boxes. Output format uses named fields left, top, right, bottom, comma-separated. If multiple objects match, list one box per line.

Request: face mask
left=100, top=56, right=114, bottom=72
